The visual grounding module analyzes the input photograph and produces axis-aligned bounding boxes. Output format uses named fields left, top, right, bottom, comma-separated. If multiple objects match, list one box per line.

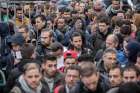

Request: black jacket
left=71, top=80, right=105, bottom=93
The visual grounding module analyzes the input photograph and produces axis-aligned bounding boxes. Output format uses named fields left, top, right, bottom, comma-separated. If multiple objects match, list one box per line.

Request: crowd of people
left=0, top=0, right=140, bottom=93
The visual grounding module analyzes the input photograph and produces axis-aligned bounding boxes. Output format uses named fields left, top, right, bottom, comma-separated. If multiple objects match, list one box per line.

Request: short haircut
left=35, top=14, right=47, bottom=22
left=98, top=16, right=110, bottom=25
left=123, top=65, right=139, bottom=77
left=78, top=54, right=94, bottom=63
left=70, top=32, right=82, bottom=41
left=103, top=48, right=117, bottom=56
left=16, top=6, right=22, bottom=11
left=110, top=65, right=122, bottom=76
left=18, top=25, right=29, bottom=32
left=65, top=65, right=81, bottom=75
left=107, top=34, right=119, bottom=44
left=80, top=62, right=98, bottom=77
left=23, top=61, right=41, bottom=74
left=49, top=42, right=63, bottom=52
left=43, top=54, right=57, bottom=63
left=21, top=43, right=35, bottom=59
left=112, top=0, right=120, bottom=3
left=41, top=29, right=53, bottom=37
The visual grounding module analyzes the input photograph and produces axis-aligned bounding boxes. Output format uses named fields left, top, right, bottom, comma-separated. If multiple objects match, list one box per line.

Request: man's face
left=63, top=12, right=71, bottom=20
left=98, top=23, right=108, bottom=33
left=79, top=3, right=85, bottom=13
left=123, top=70, right=137, bottom=83
left=112, top=1, right=120, bottom=10
left=16, top=10, right=23, bottom=20
left=42, top=60, right=57, bottom=77
left=18, top=28, right=29, bottom=39
left=24, top=69, right=42, bottom=90
left=103, top=52, right=117, bottom=70
left=71, top=36, right=82, bottom=50
left=106, top=36, right=117, bottom=48
left=117, top=13, right=125, bottom=19
left=65, top=69, right=80, bottom=88
left=64, top=58, right=77, bottom=69
left=57, top=18, right=65, bottom=30
left=12, top=43, right=21, bottom=51
left=82, top=73, right=99, bottom=91
left=35, top=17, right=45, bottom=30
left=94, top=1, right=102, bottom=10
left=109, top=68, right=122, bottom=87
left=41, top=32, right=52, bottom=46
left=75, top=19, right=82, bottom=30
left=46, top=20, right=53, bottom=30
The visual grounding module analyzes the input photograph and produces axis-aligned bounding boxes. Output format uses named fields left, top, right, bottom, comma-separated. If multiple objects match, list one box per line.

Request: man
left=97, top=48, right=118, bottom=76
left=10, top=62, right=49, bottom=93
left=123, top=66, right=139, bottom=83
left=49, top=42, right=66, bottom=69
left=36, top=29, right=54, bottom=60
left=54, top=65, right=80, bottom=93
left=42, top=55, right=63, bottom=93
left=107, top=66, right=122, bottom=93
left=106, top=0, right=121, bottom=18
left=59, top=50, right=78, bottom=72
left=69, top=32, right=91, bottom=56
left=71, top=62, right=104, bottom=93
left=18, top=25, right=31, bottom=43
left=34, top=14, right=47, bottom=39
left=54, top=17, right=71, bottom=44
left=90, top=16, right=112, bottom=55
left=15, top=7, right=29, bottom=27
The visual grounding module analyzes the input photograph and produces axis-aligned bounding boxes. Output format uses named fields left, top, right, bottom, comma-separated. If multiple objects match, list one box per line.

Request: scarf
left=18, top=75, right=42, bottom=93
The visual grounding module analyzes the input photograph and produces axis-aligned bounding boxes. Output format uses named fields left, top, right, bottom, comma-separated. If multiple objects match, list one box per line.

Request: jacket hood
left=10, top=33, right=25, bottom=46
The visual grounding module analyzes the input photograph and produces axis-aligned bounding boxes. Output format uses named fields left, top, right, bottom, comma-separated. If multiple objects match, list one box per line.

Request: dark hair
left=123, top=65, right=139, bottom=77
left=70, top=31, right=82, bottom=41
left=118, top=82, right=140, bottom=93
left=49, top=42, right=63, bottom=52
left=120, top=24, right=131, bottom=35
left=80, top=62, right=98, bottom=77
left=16, top=6, right=22, bottom=11
left=43, top=54, right=57, bottom=63
left=97, top=16, right=110, bottom=25
left=19, top=25, right=29, bottom=32
left=69, top=32, right=85, bottom=50
left=21, top=43, right=35, bottom=59
left=110, top=65, right=122, bottom=76
left=35, top=14, right=47, bottom=22
left=78, top=54, right=94, bottom=63
left=41, top=29, right=54, bottom=38
left=65, top=65, right=81, bottom=75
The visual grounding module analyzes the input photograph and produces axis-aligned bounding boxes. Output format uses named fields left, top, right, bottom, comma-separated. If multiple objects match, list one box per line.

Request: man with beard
left=54, top=65, right=80, bottom=93
left=42, top=55, right=64, bottom=93
left=68, top=32, right=91, bottom=56
left=36, top=29, right=54, bottom=60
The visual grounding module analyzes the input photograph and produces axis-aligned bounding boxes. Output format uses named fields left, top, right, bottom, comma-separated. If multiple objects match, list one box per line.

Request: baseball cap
left=63, top=50, right=78, bottom=59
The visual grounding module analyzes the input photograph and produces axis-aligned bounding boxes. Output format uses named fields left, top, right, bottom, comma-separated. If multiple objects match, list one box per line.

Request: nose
left=52, top=66, right=56, bottom=71
left=110, top=76, right=114, bottom=82
left=31, top=77, right=37, bottom=83
left=70, top=76, right=74, bottom=81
